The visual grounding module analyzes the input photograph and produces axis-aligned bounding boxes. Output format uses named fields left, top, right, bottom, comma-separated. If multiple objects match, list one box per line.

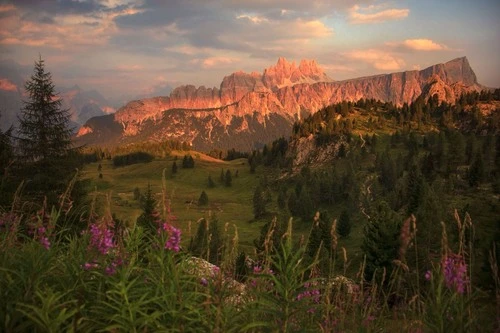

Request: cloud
left=115, top=64, right=144, bottom=71
left=236, top=14, right=269, bottom=24
left=321, top=64, right=355, bottom=72
left=401, top=39, right=449, bottom=51
left=348, top=4, right=409, bottom=24
left=345, top=49, right=405, bottom=71
left=0, top=4, right=15, bottom=13
left=0, top=78, right=17, bottom=92
left=190, top=56, right=240, bottom=69
left=0, top=4, right=140, bottom=50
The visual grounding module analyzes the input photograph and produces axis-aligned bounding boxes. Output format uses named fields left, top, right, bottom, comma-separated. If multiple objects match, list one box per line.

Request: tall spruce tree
left=253, top=185, right=267, bottom=219
left=136, top=184, right=158, bottom=235
left=337, top=210, right=352, bottom=238
left=361, top=201, right=401, bottom=283
left=18, top=57, right=72, bottom=163
left=17, top=56, right=74, bottom=195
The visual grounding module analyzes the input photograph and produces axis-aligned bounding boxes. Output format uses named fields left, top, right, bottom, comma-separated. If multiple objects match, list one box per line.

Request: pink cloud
left=201, top=57, right=239, bottom=69
left=345, top=49, right=405, bottom=71
left=0, top=78, right=18, bottom=92
left=348, top=5, right=409, bottom=24
left=402, top=39, right=449, bottom=51
left=116, top=64, right=144, bottom=71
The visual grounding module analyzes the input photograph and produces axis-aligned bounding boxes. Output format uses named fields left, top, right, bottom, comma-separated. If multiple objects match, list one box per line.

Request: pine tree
left=136, top=184, right=158, bottom=235
left=188, top=217, right=224, bottom=264
left=277, top=187, right=287, bottom=210
left=198, top=190, right=208, bottom=206
left=17, top=56, right=75, bottom=195
left=468, top=151, right=484, bottom=187
left=172, top=160, right=178, bottom=174
left=18, top=56, right=72, bottom=163
left=253, top=185, right=267, bottom=219
left=207, top=174, right=215, bottom=188
left=225, top=170, right=232, bottom=187
left=133, top=187, right=141, bottom=201
left=361, top=201, right=401, bottom=283
left=337, top=210, right=351, bottom=238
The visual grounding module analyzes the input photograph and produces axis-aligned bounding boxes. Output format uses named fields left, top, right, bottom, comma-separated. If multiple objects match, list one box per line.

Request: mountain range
left=74, top=56, right=483, bottom=150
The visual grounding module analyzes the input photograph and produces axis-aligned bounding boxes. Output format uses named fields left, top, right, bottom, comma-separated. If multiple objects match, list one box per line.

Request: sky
left=0, top=0, right=499, bottom=105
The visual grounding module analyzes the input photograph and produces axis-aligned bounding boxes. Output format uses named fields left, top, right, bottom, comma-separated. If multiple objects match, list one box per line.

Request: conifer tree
left=17, top=56, right=75, bottom=195
left=225, top=170, right=232, bottom=187
left=253, top=185, right=267, bottom=219
left=189, top=217, right=224, bottom=264
left=337, top=210, right=351, bottom=238
left=207, top=174, right=215, bottom=188
left=361, top=201, right=401, bottom=282
left=277, top=187, right=287, bottom=210
left=468, top=151, right=485, bottom=187
left=18, top=56, right=72, bottom=163
left=198, top=190, right=208, bottom=206
left=137, top=184, right=158, bottom=235
left=172, top=160, right=178, bottom=174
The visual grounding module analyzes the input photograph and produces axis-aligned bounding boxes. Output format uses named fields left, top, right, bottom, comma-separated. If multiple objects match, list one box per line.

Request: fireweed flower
left=89, top=223, right=115, bottom=255
left=441, top=253, right=468, bottom=294
left=162, top=223, right=181, bottom=252
left=425, top=270, right=432, bottom=281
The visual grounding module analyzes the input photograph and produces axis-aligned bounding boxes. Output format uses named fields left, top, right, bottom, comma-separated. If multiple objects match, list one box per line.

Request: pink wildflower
left=442, top=253, right=468, bottom=294
left=89, top=223, right=115, bottom=255
left=163, top=224, right=181, bottom=252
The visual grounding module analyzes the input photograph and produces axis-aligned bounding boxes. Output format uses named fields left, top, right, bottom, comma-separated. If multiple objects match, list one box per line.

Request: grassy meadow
left=82, top=151, right=266, bottom=250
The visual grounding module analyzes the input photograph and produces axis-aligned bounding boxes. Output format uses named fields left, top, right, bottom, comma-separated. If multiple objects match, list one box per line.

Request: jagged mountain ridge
left=76, top=57, right=483, bottom=150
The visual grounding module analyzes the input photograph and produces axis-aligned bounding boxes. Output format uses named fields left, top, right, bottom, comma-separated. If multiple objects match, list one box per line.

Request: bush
left=112, top=152, right=154, bottom=167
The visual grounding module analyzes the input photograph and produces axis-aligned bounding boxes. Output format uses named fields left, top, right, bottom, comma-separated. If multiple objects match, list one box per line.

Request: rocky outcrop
left=77, top=57, right=484, bottom=150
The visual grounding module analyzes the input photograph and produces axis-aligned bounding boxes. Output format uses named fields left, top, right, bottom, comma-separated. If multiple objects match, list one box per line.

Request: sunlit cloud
left=236, top=14, right=269, bottom=24
left=0, top=78, right=17, bottom=92
left=402, top=39, right=449, bottom=51
left=345, top=49, right=405, bottom=71
left=190, top=56, right=240, bottom=69
left=348, top=4, right=409, bottom=24
left=321, top=64, right=355, bottom=72
left=0, top=4, right=15, bottom=13
left=116, top=64, right=144, bottom=71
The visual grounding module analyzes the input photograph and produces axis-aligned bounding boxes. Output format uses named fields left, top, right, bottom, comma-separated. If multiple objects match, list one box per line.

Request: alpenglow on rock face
left=76, top=57, right=483, bottom=151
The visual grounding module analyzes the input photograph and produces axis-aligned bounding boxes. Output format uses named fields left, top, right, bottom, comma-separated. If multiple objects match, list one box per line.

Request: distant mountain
left=76, top=56, right=484, bottom=150
left=0, top=60, right=115, bottom=131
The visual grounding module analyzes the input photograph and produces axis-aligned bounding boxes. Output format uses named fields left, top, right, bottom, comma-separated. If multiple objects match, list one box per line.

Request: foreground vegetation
left=0, top=179, right=497, bottom=332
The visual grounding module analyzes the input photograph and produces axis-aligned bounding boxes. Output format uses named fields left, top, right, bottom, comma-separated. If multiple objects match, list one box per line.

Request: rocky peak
left=263, top=57, right=331, bottom=90
left=443, top=56, right=477, bottom=86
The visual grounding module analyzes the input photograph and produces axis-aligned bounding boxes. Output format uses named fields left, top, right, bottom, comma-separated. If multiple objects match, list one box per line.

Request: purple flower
left=425, top=270, right=432, bottom=281
left=40, top=237, right=50, bottom=250
left=105, top=265, right=116, bottom=276
left=83, top=262, right=99, bottom=270
left=200, top=277, right=208, bottom=286
left=164, top=224, right=181, bottom=252
left=89, top=223, right=115, bottom=255
left=441, top=253, right=468, bottom=294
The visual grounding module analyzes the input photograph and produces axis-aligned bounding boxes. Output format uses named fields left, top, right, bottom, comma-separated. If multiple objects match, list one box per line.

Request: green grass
left=82, top=151, right=264, bottom=250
